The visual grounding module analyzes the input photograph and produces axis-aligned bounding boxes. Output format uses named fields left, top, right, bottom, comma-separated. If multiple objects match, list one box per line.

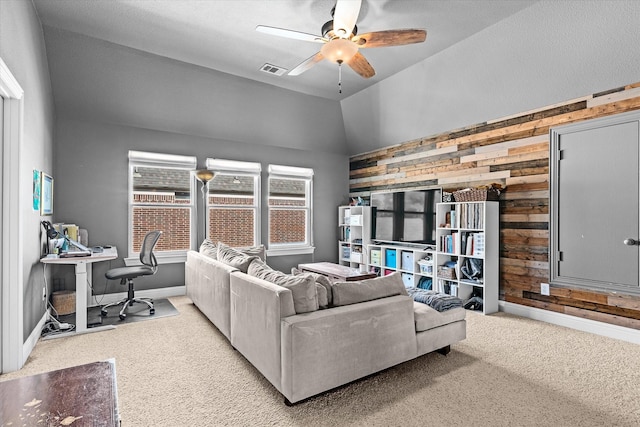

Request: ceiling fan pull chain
left=337, top=59, right=343, bottom=93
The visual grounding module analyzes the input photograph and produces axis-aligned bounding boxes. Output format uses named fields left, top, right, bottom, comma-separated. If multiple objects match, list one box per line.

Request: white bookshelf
left=365, top=243, right=435, bottom=289
left=435, top=201, right=498, bottom=314
left=338, top=206, right=373, bottom=270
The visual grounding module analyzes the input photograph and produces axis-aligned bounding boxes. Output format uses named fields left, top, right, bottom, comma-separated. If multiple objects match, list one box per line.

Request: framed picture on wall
left=33, top=169, right=41, bottom=212
left=40, top=172, right=54, bottom=215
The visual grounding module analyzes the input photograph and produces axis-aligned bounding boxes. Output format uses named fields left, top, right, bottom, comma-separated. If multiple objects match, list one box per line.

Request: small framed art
left=40, top=172, right=54, bottom=215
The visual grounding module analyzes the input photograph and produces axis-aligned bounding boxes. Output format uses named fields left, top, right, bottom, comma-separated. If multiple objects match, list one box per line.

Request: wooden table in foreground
left=298, top=262, right=378, bottom=282
left=0, top=359, right=120, bottom=426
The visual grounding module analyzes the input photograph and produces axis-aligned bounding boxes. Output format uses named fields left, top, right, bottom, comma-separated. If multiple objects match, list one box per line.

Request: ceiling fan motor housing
left=322, top=20, right=357, bottom=39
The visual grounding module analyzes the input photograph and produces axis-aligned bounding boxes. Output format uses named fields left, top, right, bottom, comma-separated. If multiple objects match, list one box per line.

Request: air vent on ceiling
left=260, top=63, right=288, bottom=76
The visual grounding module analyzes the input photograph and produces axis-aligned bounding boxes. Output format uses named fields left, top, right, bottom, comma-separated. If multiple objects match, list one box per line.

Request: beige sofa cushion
left=217, top=242, right=258, bottom=273
left=203, top=240, right=266, bottom=262
left=199, top=239, right=218, bottom=259
left=332, top=272, right=408, bottom=307
left=315, top=283, right=329, bottom=309
left=292, top=267, right=333, bottom=307
left=248, top=259, right=318, bottom=314
left=413, top=301, right=466, bottom=332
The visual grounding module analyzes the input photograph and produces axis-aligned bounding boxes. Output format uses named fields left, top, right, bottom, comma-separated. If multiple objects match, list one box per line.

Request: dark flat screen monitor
left=370, top=188, right=441, bottom=245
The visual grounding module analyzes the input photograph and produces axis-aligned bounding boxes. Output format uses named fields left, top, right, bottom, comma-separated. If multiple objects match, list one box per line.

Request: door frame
left=0, top=57, right=25, bottom=373
left=550, top=110, right=640, bottom=294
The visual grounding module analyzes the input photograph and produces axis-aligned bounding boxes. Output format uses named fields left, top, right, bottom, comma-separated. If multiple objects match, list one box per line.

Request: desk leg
left=75, top=262, right=88, bottom=333
left=86, top=263, right=93, bottom=308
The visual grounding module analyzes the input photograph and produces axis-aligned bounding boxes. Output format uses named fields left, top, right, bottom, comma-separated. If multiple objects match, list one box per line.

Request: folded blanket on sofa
left=407, top=288, right=463, bottom=312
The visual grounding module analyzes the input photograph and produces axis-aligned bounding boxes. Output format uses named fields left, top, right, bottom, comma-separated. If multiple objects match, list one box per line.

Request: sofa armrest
left=229, top=271, right=296, bottom=393
left=280, top=295, right=417, bottom=403
left=185, top=250, right=237, bottom=339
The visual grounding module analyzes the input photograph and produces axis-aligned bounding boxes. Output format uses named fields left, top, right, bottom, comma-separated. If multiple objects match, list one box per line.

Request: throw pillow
left=291, top=267, right=333, bottom=306
left=315, top=283, right=329, bottom=309
left=217, top=242, right=257, bottom=273
left=236, top=245, right=266, bottom=261
left=199, top=239, right=217, bottom=260
left=332, top=272, right=408, bottom=307
left=249, top=261, right=318, bottom=314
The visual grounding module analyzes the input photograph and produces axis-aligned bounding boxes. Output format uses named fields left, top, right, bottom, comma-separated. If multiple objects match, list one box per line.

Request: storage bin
left=52, top=290, right=76, bottom=315
left=418, top=259, right=433, bottom=275
left=385, top=249, right=397, bottom=268
left=350, top=215, right=363, bottom=226
left=401, top=251, right=414, bottom=271
left=401, top=273, right=414, bottom=288
left=341, top=246, right=351, bottom=259
left=370, top=249, right=381, bottom=266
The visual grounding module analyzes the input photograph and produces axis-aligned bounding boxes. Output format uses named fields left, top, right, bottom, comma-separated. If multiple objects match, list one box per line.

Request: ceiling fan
left=256, top=0, right=426, bottom=91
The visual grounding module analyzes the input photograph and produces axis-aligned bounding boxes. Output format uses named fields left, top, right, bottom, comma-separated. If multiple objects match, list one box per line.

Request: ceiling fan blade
left=347, top=52, right=375, bottom=79
left=353, top=29, right=427, bottom=48
left=333, top=0, right=362, bottom=38
left=288, top=52, right=325, bottom=76
left=256, top=25, right=326, bottom=43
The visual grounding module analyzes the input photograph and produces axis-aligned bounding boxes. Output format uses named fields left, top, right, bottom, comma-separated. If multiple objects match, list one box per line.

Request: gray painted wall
left=342, top=0, right=640, bottom=155
left=53, top=117, right=349, bottom=293
left=43, top=27, right=349, bottom=155
left=44, top=27, right=351, bottom=292
left=0, top=1, right=56, bottom=340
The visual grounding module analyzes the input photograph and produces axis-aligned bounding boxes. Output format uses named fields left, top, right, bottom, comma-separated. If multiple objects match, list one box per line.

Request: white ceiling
left=33, top=0, right=538, bottom=101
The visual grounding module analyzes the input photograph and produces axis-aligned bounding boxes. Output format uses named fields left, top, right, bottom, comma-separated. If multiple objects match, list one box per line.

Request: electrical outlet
left=541, top=282, right=550, bottom=296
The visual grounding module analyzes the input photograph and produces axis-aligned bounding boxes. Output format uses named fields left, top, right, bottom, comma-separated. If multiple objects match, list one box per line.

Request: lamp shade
left=321, top=38, right=359, bottom=63
left=194, top=169, right=214, bottom=183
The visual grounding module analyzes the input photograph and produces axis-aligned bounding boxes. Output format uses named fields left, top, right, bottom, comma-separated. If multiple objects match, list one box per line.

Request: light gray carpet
left=3, top=296, right=639, bottom=426
left=52, top=298, right=178, bottom=330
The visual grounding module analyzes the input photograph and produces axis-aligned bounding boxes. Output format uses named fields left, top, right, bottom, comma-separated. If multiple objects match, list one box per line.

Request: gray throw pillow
left=332, top=272, right=408, bottom=307
left=291, top=267, right=333, bottom=306
left=217, top=242, right=257, bottom=273
left=236, top=245, right=266, bottom=261
left=199, top=239, right=217, bottom=260
left=250, top=260, right=318, bottom=314
left=315, top=283, right=329, bottom=309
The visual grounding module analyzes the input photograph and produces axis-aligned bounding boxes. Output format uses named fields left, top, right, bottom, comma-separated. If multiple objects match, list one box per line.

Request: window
left=128, top=151, right=197, bottom=263
left=268, top=165, right=314, bottom=255
left=205, top=158, right=261, bottom=247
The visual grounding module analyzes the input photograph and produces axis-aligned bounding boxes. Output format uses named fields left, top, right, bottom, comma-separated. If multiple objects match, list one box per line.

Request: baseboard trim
left=89, top=286, right=186, bottom=307
left=23, top=310, right=49, bottom=365
left=499, top=301, right=640, bottom=345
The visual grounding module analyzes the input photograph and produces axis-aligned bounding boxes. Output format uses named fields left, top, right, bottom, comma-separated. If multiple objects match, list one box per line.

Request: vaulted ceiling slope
left=33, top=0, right=537, bottom=101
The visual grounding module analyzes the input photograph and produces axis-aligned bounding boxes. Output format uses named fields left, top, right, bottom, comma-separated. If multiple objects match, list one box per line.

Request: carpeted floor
left=51, top=298, right=178, bottom=330
left=2, top=296, right=639, bottom=426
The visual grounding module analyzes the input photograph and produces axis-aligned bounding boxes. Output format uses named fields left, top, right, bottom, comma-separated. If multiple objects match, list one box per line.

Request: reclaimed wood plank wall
left=349, top=82, right=640, bottom=330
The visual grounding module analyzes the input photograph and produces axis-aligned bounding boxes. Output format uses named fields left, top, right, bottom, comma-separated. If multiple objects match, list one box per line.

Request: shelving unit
left=365, top=243, right=435, bottom=290
left=338, top=206, right=373, bottom=270
left=435, top=201, right=498, bottom=314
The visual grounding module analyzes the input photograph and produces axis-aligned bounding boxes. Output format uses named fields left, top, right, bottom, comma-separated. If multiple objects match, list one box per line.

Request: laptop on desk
left=59, top=238, right=92, bottom=258
left=60, top=250, right=92, bottom=258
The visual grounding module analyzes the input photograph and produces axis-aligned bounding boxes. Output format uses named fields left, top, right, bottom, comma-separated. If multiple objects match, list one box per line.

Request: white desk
left=41, top=247, right=118, bottom=338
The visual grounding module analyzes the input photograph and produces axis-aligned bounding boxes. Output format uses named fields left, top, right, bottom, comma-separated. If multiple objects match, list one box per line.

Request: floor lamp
left=194, top=169, right=214, bottom=246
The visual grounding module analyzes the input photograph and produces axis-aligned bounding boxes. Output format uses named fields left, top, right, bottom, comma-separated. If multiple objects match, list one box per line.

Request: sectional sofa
left=185, top=241, right=466, bottom=404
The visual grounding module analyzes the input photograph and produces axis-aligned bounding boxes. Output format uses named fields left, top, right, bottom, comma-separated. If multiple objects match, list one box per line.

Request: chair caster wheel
left=149, top=308, right=155, bottom=315
left=101, top=310, right=107, bottom=317
left=119, top=314, right=126, bottom=320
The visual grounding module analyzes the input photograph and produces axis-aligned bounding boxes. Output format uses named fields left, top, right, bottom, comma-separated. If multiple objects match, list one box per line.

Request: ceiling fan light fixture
left=320, top=38, right=359, bottom=64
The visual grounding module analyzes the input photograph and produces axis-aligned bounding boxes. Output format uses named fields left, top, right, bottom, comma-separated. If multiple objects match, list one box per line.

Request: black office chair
left=102, top=230, right=162, bottom=320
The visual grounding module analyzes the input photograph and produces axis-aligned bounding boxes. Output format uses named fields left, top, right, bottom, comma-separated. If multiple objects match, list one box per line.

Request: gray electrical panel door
left=550, top=111, right=640, bottom=293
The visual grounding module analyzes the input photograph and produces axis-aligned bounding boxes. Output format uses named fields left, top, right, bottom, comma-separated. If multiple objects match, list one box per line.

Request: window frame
left=205, top=158, right=262, bottom=247
left=267, top=164, right=314, bottom=256
left=126, top=150, right=197, bottom=265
